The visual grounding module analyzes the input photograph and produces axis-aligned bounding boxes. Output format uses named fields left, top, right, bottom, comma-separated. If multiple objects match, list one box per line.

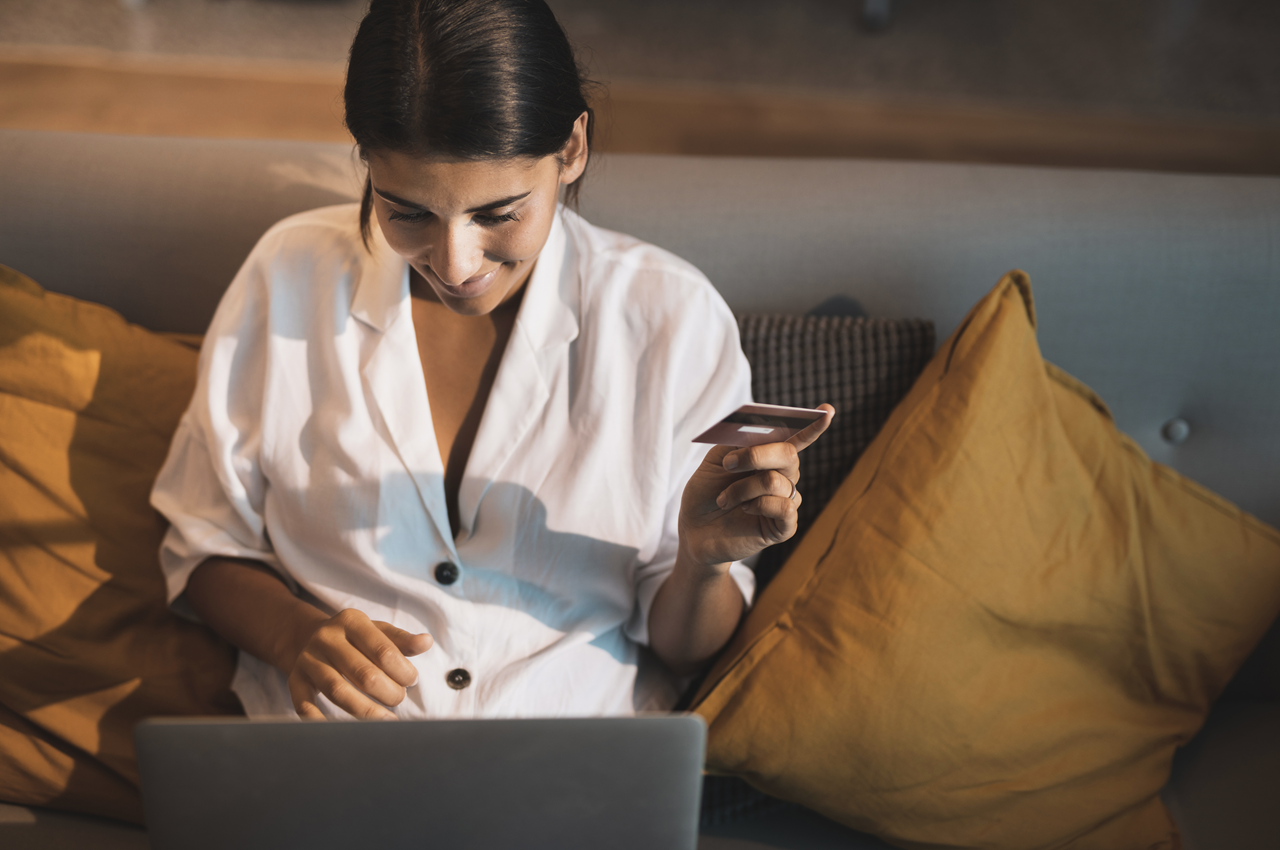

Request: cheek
left=499, top=207, right=558, bottom=263
left=373, top=211, right=419, bottom=260
left=383, top=234, right=416, bottom=261
left=494, top=230, right=545, bottom=263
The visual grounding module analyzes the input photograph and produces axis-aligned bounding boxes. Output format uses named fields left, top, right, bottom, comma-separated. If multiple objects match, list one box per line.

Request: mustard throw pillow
left=0, top=266, right=240, bottom=824
left=692, top=271, right=1280, bottom=850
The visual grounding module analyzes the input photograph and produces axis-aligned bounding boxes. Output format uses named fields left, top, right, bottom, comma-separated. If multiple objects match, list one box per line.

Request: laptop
left=135, top=714, right=706, bottom=850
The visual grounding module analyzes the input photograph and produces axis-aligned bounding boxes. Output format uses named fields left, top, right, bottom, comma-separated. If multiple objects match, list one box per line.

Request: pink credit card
left=694, top=403, right=827, bottom=447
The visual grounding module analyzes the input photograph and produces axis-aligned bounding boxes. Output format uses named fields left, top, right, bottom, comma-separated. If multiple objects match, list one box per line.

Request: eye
left=474, top=210, right=521, bottom=227
left=387, top=208, right=430, bottom=224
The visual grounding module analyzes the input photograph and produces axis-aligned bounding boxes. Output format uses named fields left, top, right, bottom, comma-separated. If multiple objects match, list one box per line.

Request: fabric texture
left=739, top=314, right=936, bottom=588
left=692, top=271, right=1280, bottom=849
left=700, top=312, right=935, bottom=827
left=0, top=266, right=240, bottom=824
left=151, top=204, right=755, bottom=720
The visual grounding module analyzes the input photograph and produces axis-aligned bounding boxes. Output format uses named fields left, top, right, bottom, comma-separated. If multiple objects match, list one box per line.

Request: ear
left=558, top=111, right=590, bottom=185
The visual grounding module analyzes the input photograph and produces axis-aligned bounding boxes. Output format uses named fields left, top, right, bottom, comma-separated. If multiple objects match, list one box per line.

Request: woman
left=152, top=0, right=831, bottom=721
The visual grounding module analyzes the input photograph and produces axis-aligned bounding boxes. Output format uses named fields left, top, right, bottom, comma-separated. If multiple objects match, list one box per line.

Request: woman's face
left=367, top=113, right=588, bottom=317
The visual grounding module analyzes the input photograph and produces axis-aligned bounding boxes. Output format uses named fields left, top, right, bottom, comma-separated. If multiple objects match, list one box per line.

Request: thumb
left=788, top=403, right=835, bottom=452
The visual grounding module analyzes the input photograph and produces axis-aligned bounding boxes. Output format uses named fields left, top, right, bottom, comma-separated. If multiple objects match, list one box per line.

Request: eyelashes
left=475, top=211, right=521, bottom=226
left=386, top=209, right=521, bottom=227
left=386, top=208, right=430, bottom=224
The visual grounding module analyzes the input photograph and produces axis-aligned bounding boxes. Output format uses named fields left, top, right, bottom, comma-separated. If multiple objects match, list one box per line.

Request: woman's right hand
left=286, top=608, right=433, bottom=720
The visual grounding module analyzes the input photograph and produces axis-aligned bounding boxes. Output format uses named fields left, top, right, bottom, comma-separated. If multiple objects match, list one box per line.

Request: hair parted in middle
left=344, top=0, right=597, bottom=245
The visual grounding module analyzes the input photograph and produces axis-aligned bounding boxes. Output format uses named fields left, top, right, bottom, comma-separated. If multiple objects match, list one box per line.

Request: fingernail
left=724, top=454, right=739, bottom=470
left=716, top=493, right=727, bottom=509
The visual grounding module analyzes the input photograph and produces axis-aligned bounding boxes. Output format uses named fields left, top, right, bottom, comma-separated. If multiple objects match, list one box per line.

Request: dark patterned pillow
left=700, top=313, right=935, bottom=828
left=738, top=314, right=936, bottom=589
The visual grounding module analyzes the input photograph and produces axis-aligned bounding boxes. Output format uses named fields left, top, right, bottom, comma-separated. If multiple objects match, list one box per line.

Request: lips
left=437, top=267, right=500, bottom=299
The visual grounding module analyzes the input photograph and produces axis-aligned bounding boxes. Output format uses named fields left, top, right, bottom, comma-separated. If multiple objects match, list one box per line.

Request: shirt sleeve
left=150, top=233, right=293, bottom=608
left=623, top=276, right=756, bottom=646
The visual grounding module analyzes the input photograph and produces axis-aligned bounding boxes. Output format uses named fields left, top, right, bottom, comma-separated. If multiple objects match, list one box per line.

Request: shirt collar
left=349, top=207, right=579, bottom=351
left=349, top=218, right=409, bottom=334
left=513, top=207, right=579, bottom=352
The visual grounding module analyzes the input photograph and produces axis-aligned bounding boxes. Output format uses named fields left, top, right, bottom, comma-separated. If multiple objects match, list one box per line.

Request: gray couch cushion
left=1164, top=701, right=1280, bottom=850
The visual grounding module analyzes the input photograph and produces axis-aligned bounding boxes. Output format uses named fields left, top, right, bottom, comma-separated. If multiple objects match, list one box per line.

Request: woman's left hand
left=678, top=404, right=835, bottom=570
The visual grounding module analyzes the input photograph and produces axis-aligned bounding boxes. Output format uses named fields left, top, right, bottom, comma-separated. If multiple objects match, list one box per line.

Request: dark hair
left=344, top=0, right=596, bottom=245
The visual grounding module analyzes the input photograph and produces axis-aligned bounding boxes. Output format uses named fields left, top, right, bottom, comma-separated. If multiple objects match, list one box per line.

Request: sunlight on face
left=367, top=114, right=589, bottom=317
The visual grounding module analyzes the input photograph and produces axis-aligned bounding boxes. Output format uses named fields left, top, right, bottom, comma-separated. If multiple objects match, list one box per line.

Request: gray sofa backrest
left=1, top=129, right=1277, bottom=527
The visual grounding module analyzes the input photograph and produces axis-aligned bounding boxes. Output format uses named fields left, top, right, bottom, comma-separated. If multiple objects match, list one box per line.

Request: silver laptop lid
left=136, top=715, right=706, bottom=850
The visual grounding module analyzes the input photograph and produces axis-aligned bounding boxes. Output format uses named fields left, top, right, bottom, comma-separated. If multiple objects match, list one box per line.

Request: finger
left=716, top=469, right=796, bottom=511
left=375, top=621, right=434, bottom=659
left=743, top=491, right=803, bottom=516
left=296, top=652, right=397, bottom=721
left=722, top=440, right=800, bottom=477
left=703, top=442, right=733, bottom=461
left=742, top=495, right=799, bottom=540
left=321, top=634, right=413, bottom=707
left=787, top=404, right=835, bottom=452
left=335, top=610, right=422, bottom=688
left=288, top=672, right=326, bottom=721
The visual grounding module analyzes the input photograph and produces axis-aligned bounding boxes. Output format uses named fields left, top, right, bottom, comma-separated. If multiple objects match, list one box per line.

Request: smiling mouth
left=452, top=268, right=498, bottom=288
left=427, top=266, right=500, bottom=297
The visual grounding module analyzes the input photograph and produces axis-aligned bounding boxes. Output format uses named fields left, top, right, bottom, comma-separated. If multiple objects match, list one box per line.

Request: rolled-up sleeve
left=150, top=236, right=291, bottom=607
left=623, top=277, right=756, bottom=646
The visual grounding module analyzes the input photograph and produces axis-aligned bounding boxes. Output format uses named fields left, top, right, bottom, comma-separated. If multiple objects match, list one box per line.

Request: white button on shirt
left=151, top=204, right=754, bottom=719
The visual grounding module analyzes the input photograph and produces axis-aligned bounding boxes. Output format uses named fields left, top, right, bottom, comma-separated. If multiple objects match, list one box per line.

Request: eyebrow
left=372, top=187, right=532, bottom=214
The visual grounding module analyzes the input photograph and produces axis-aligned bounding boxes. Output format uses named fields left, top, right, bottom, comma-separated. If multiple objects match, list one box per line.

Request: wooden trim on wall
left=4, top=48, right=1279, bottom=175
left=600, top=83, right=1280, bottom=176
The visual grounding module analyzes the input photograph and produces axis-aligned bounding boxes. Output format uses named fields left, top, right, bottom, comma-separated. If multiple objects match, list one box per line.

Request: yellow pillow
left=0, top=266, right=240, bottom=824
left=692, top=271, right=1280, bottom=849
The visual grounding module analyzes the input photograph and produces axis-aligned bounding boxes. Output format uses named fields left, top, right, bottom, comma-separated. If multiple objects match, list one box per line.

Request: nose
left=426, top=221, right=485, bottom=287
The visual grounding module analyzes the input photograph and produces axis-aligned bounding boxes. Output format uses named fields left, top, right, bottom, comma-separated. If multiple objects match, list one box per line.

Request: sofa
left=0, top=128, right=1277, bottom=849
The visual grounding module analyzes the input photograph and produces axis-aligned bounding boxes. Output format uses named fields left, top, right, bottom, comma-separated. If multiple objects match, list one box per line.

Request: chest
left=409, top=294, right=520, bottom=536
left=411, top=300, right=501, bottom=433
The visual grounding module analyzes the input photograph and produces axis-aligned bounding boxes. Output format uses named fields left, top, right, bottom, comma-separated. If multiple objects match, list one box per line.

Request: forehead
left=366, top=150, right=556, bottom=209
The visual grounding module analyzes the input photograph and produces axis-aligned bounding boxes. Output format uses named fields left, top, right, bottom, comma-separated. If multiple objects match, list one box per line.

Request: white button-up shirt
left=152, top=205, right=754, bottom=718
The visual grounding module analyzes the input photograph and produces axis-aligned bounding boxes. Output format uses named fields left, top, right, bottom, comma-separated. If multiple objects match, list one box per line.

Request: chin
left=443, top=295, right=502, bottom=317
